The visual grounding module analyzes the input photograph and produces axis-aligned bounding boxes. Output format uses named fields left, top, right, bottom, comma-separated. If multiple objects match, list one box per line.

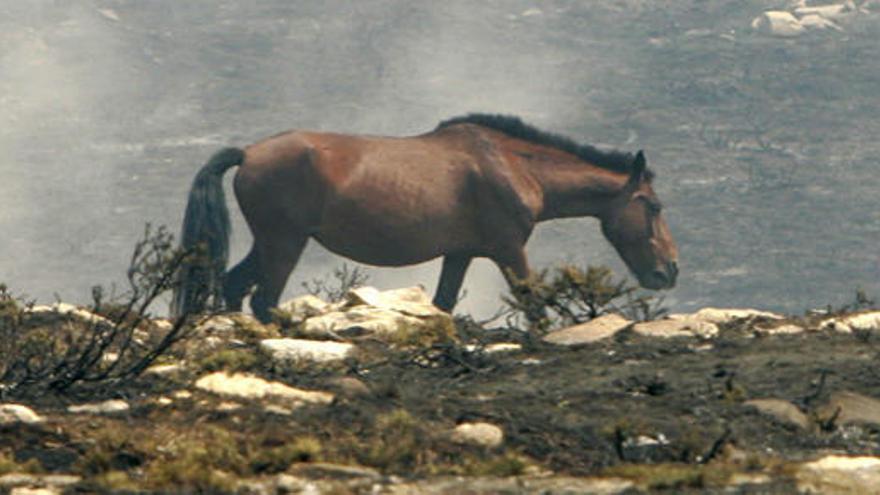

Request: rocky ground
left=2, top=287, right=880, bottom=494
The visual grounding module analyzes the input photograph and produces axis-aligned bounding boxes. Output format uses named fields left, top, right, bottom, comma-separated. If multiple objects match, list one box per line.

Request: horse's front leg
left=491, top=246, right=530, bottom=284
left=491, top=247, right=549, bottom=325
left=433, top=254, right=473, bottom=312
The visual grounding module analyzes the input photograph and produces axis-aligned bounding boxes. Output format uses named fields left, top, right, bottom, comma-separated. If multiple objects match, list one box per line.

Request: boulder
left=820, top=311, right=880, bottom=333
left=26, top=303, right=113, bottom=329
left=11, top=488, right=60, bottom=495
left=744, top=399, right=811, bottom=430
left=260, top=338, right=355, bottom=364
left=754, top=324, right=806, bottom=335
left=543, top=314, right=632, bottom=345
left=633, top=318, right=719, bottom=339
left=799, top=13, right=843, bottom=30
left=817, top=391, right=880, bottom=427
left=449, top=422, right=504, bottom=448
left=278, top=294, right=333, bottom=320
left=0, top=404, right=44, bottom=425
left=303, top=306, right=443, bottom=339
left=752, top=11, right=806, bottom=37
left=196, top=315, right=237, bottom=334
left=194, top=371, right=334, bottom=406
left=196, top=313, right=275, bottom=338
left=67, top=399, right=130, bottom=415
left=672, top=307, right=784, bottom=325
left=287, top=462, right=382, bottom=481
left=278, top=287, right=456, bottom=345
left=144, top=363, right=183, bottom=376
left=345, top=286, right=440, bottom=317
left=794, top=2, right=857, bottom=20
left=484, top=343, right=523, bottom=354
left=796, top=455, right=880, bottom=493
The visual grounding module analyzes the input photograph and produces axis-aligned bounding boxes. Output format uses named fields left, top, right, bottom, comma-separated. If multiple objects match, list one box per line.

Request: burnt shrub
left=503, top=264, right=667, bottom=332
left=0, top=224, right=207, bottom=398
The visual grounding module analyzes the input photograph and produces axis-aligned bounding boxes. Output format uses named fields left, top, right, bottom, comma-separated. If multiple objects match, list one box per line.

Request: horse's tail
left=171, top=147, right=245, bottom=317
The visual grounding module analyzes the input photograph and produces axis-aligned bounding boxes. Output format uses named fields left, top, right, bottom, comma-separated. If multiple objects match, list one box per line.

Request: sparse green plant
left=145, top=426, right=245, bottom=493
left=603, top=463, right=728, bottom=490
left=250, top=437, right=322, bottom=473
left=364, top=409, right=427, bottom=471
left=463, top=452, right=530, bottom=477
left=197, top=349, right=260, bottom=373
left=0, top=451, right=42, bottom=475
left=302, top=263, right=369, bottom=302
left=502, top=264, right=668, bottom=332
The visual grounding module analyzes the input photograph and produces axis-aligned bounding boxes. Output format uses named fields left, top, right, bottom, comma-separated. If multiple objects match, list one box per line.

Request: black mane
left=436, top=113, right=650, bottom=178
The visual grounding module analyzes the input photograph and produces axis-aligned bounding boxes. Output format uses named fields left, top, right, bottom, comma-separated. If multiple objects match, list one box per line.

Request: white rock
left=278, top=294, right=331, bottom=319
left=633, top=318, right=719, bottom=339
left=196, top=315, right=237, bottom=334
left=543, top=314, right=632, bottom=345
left=673, top=307, right=784, bottom=325
left=11, top=488, right=59, bottom=495
left=67, top=399, right=130, bottom=415
left=794, top=2, right=856, bottom=20
left=152, top=319, right=174, bottom=332
left=144, top=363, right=183, bottom=375
left=744, top=398, right=811, bottom=430
left=304, top=306, right=436, bottom=337
left=817, top=391, right=880, bottom=427
left=345, top=286, right=441, bottom=317
left=260, top=338, right=355, bottom=363
left=264, top=405, right=293, bottom=416
left=0, top=474, right=39, bottom=487
left=194, top=372, right=334, bottom=405
left=799, top=13, right=843, bottom=30
left=449, top=422, right=504, bottom=448
left=172, top=390, right=193, bottom=400
left=797, top=455, right=880, bottom=493
left=821, top=311, right=880, bottom=333
left=0, top=404, right=44, bottom=425
left=464, top=342, right=522, bottom=354
left=27, top=303, right=113, bottom=328
left=755, top=324, right=806, bottom=335
left=216, top=401, right=241, bottom=412
left=485, top=343, right=523, bottom=354
left=752, top=11, right=806, bottom=37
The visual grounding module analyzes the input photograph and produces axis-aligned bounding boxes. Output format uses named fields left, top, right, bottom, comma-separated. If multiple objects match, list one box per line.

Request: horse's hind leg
left=251, top=234, right=308, bottom=323
left=433, top=254, right=472, bottom=312
left=223, top=249, right=257, bottom=312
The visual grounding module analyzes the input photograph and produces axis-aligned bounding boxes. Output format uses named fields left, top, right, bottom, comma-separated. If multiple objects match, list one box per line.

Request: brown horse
left=172, top=114, right=678, bottom=322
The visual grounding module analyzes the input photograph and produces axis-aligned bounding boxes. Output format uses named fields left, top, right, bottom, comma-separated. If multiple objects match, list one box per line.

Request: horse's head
left=600, top=151, right=678, bottom=290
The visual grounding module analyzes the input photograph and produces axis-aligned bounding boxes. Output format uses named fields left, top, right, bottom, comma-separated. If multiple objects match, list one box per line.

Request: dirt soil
left=3, top=312, right=880, bottom=493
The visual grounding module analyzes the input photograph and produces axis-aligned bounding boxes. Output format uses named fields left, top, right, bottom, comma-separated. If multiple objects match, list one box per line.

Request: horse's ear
left=626, top=150, right=646, bottom=189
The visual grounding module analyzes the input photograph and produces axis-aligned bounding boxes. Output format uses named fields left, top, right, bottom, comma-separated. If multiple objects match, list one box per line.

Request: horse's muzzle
left=643, top=261, right=678, bottom=290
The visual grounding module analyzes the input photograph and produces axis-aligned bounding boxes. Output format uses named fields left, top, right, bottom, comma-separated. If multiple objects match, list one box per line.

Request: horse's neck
left=525, top=159, right=625, bottom=221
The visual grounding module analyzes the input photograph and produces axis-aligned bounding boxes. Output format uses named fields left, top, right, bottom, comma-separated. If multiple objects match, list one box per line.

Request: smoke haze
left=1, top=1, right=878, bottom=317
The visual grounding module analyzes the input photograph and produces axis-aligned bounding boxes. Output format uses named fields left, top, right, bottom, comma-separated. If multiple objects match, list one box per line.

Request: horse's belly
left=310, top=154, right=479, bottom=265
left=313, top=203, right=472, bottom=267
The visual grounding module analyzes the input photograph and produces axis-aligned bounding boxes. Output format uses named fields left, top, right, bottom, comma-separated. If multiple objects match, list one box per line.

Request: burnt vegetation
left=502, top=264, right=668, bottom=332
left=0, top=225, right=205, bottom=399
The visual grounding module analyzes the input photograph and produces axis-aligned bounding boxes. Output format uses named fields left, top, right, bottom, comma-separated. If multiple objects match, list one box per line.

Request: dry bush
left=503, top=264, right=667, bottom=332
left=0, top=224, right=206, bottom=398
left=301, top=263, right=369, bottom=302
